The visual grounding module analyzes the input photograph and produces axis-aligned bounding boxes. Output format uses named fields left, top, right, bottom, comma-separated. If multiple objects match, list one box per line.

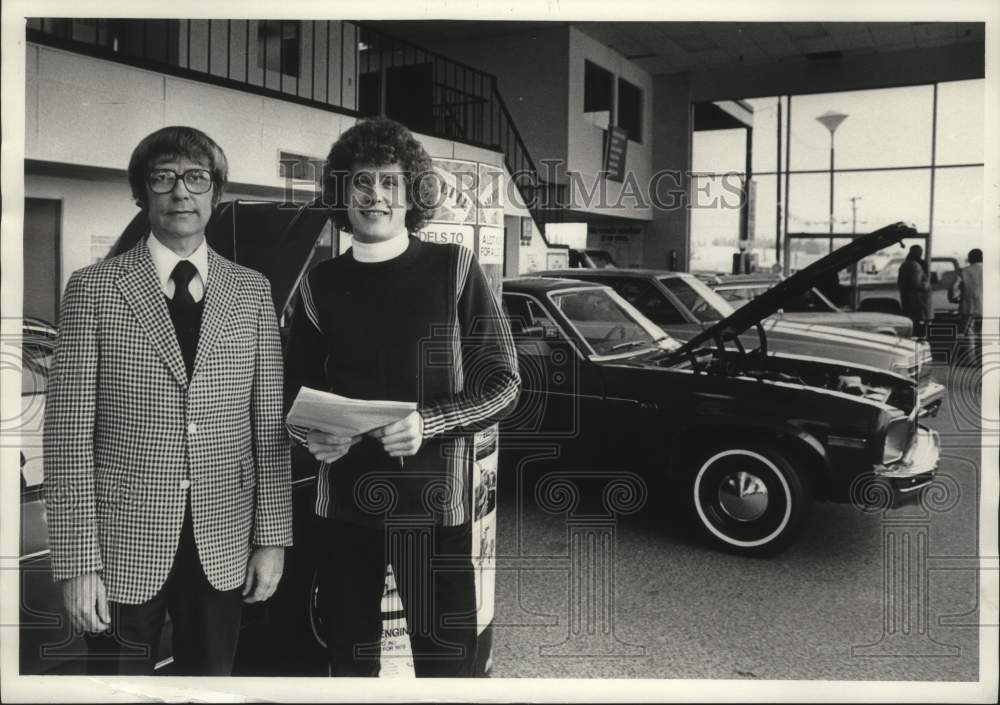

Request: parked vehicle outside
left=842, top=254, right=961, bottom=316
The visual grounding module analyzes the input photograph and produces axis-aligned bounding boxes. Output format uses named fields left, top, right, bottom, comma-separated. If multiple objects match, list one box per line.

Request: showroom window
left=617, top=78, right=643, bottom=143
left=690, top=79, right=984, bottom=274
left=584, top=60, right=614, bottom=130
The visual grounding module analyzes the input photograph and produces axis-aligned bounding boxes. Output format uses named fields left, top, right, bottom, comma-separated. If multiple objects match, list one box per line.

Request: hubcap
left=717, top=471, right=769, bottom=522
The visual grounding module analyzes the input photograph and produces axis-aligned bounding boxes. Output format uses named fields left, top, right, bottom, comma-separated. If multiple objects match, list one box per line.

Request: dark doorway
left=23, top=198, right=62, bottom=325
left=385, top=63, right=434, bottom=136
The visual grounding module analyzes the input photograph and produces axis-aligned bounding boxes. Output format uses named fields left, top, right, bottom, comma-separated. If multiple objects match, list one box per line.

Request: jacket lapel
left=115, top=241, right=188, bottom=388
left=191, top=247, right=238, bottom=381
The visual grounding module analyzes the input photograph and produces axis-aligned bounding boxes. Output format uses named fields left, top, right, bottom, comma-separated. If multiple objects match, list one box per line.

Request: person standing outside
left=284, top=117, right=519, bottom=677
left=949, top=247, right=984, bottom=361
left=897, top=244, right=933, bottom=338
left=43, top=126, right=293, bottom=675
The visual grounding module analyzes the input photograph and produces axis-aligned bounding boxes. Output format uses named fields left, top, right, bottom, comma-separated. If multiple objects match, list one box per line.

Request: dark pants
left=317, top=517, right=478, bottom=677
left=84, top=503, right=243, bottom=676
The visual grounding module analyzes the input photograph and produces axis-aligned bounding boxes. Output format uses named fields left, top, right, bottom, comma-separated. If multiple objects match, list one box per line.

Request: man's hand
left=306, top=430, right=362, bottom=463
left=242, top=546, right=285, bottom=604
left=370, top=410, right=424, bottom=457
left=61, top=572, right=110, bottom=633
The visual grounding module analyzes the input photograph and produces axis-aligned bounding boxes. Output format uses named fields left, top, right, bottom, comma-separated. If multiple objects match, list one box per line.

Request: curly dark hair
left=324, top=118, right=438, bottom=233
left=127, top=126, right=228, bottom=209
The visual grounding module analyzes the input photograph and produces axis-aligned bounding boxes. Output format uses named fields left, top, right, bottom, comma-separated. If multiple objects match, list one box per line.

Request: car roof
left=502, top=277, right=608, bottom=293
left=713, top=275, right=783, bottom=286
left=535, top=268, right=691, bottom=279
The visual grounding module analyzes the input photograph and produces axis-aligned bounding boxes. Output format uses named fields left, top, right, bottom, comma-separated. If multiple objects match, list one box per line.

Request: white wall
left=25, top=175, right=138, bottom=288
left=565, top=28, right=654, bottom=223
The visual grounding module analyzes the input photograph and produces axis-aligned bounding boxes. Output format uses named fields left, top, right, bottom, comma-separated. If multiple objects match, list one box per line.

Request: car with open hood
left=503, top=223, right=940, bottom=556
left=537, top=227, right=944, bottom=418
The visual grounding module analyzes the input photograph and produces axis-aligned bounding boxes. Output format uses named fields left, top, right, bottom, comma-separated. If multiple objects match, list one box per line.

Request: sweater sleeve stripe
left=455, top=245, right=473, bottom=302
left=420, top=247, right=521, bottom=439
left=299, top=272, right=321, bottom=332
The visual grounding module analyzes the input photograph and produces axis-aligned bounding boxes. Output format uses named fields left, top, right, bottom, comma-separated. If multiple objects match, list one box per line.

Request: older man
left=43, top=126, right=292, bottom=675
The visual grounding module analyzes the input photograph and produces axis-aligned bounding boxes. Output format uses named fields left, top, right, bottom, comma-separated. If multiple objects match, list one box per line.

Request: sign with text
left=477, top=227, right=504, bottom=265
left=416, top=224, right=475, bottom=251
left=603, top=126, right=629, bottom=183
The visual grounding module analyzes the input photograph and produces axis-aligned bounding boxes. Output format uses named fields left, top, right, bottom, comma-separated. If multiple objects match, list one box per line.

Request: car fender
left=665, top=417, right=834, bottom=494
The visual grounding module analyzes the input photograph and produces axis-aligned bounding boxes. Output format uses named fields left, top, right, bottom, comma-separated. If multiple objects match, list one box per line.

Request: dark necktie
left=171, top=260, right=198, bottom=306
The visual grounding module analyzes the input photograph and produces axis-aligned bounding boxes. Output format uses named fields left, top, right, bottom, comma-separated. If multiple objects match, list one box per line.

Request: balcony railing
left=28, top=18, right=562, bottom=233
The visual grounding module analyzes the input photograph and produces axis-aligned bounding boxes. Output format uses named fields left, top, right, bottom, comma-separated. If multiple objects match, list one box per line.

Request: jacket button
left=179, top=479, right=191, bottom=490
left=187, top=422, right=198, bottom=435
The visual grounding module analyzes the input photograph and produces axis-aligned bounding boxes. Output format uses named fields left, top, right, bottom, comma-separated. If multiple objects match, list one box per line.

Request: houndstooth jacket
left=43, top=240, right=293, bottom=605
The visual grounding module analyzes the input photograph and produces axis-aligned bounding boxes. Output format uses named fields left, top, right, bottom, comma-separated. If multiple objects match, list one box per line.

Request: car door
left=501, top=292, right=608, bottom=468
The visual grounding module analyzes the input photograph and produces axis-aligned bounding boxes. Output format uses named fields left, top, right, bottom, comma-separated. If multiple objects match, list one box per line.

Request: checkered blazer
left=43, top=240, right=293, bottom=605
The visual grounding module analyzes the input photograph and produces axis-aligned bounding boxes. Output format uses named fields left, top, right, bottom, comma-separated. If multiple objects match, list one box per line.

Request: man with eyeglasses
left=43, top=126, right=292, bottom=675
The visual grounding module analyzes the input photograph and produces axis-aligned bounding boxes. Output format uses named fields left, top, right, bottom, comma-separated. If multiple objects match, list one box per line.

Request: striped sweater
left=285, top=236, right=520, bottom=527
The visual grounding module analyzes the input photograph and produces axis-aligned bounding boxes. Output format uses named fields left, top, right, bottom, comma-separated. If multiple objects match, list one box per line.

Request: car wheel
left=690, top=445, right=810, bottom=556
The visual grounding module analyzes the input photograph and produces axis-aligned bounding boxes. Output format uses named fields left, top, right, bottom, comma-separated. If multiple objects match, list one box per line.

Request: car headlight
left=882, top=418, right=912, bottom=465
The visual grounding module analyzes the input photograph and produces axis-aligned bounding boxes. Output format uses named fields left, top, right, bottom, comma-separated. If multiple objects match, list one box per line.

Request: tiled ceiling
left=370, top=21, right=984, bottom=75
left=574, top=21, right=984, bottom=74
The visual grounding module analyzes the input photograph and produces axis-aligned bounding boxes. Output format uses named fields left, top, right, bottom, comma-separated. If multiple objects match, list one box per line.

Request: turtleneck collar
left=351, top=231, right=410, bottom=263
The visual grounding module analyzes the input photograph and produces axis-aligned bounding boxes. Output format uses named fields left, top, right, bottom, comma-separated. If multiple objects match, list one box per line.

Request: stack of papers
left=287, top=387, right=416, bottom=437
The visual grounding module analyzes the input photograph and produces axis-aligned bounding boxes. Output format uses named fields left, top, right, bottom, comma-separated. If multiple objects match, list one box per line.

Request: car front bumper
left=874, top=425, right=940, bottom=505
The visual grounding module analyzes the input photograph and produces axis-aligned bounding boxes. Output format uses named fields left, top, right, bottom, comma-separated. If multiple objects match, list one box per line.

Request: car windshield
left=550, top=287, right=667, bottom=356
left=659, top=276, right=735, bottom=323
left=716, top=284, right=838, bottom=313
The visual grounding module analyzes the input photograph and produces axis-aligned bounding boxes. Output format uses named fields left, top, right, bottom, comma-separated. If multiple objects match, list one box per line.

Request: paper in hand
left=287, top=387, right=417, bottom=437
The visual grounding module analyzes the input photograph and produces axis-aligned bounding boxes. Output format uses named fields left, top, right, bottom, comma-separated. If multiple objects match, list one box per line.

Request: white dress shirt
left=147, top=233, right=209, bottom=303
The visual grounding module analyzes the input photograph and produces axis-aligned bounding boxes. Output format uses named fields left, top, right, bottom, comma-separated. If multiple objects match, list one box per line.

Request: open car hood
left=674, top=222, right=916, bottom=358
left=112, top=199, right=331, bottom=317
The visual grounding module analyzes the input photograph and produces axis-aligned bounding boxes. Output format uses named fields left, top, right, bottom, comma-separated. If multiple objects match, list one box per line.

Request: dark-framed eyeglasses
left=147, top=168, right=214, bottom=194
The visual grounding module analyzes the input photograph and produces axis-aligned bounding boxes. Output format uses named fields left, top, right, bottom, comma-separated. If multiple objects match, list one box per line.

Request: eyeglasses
left=147, top=168, right=214, bottom=194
